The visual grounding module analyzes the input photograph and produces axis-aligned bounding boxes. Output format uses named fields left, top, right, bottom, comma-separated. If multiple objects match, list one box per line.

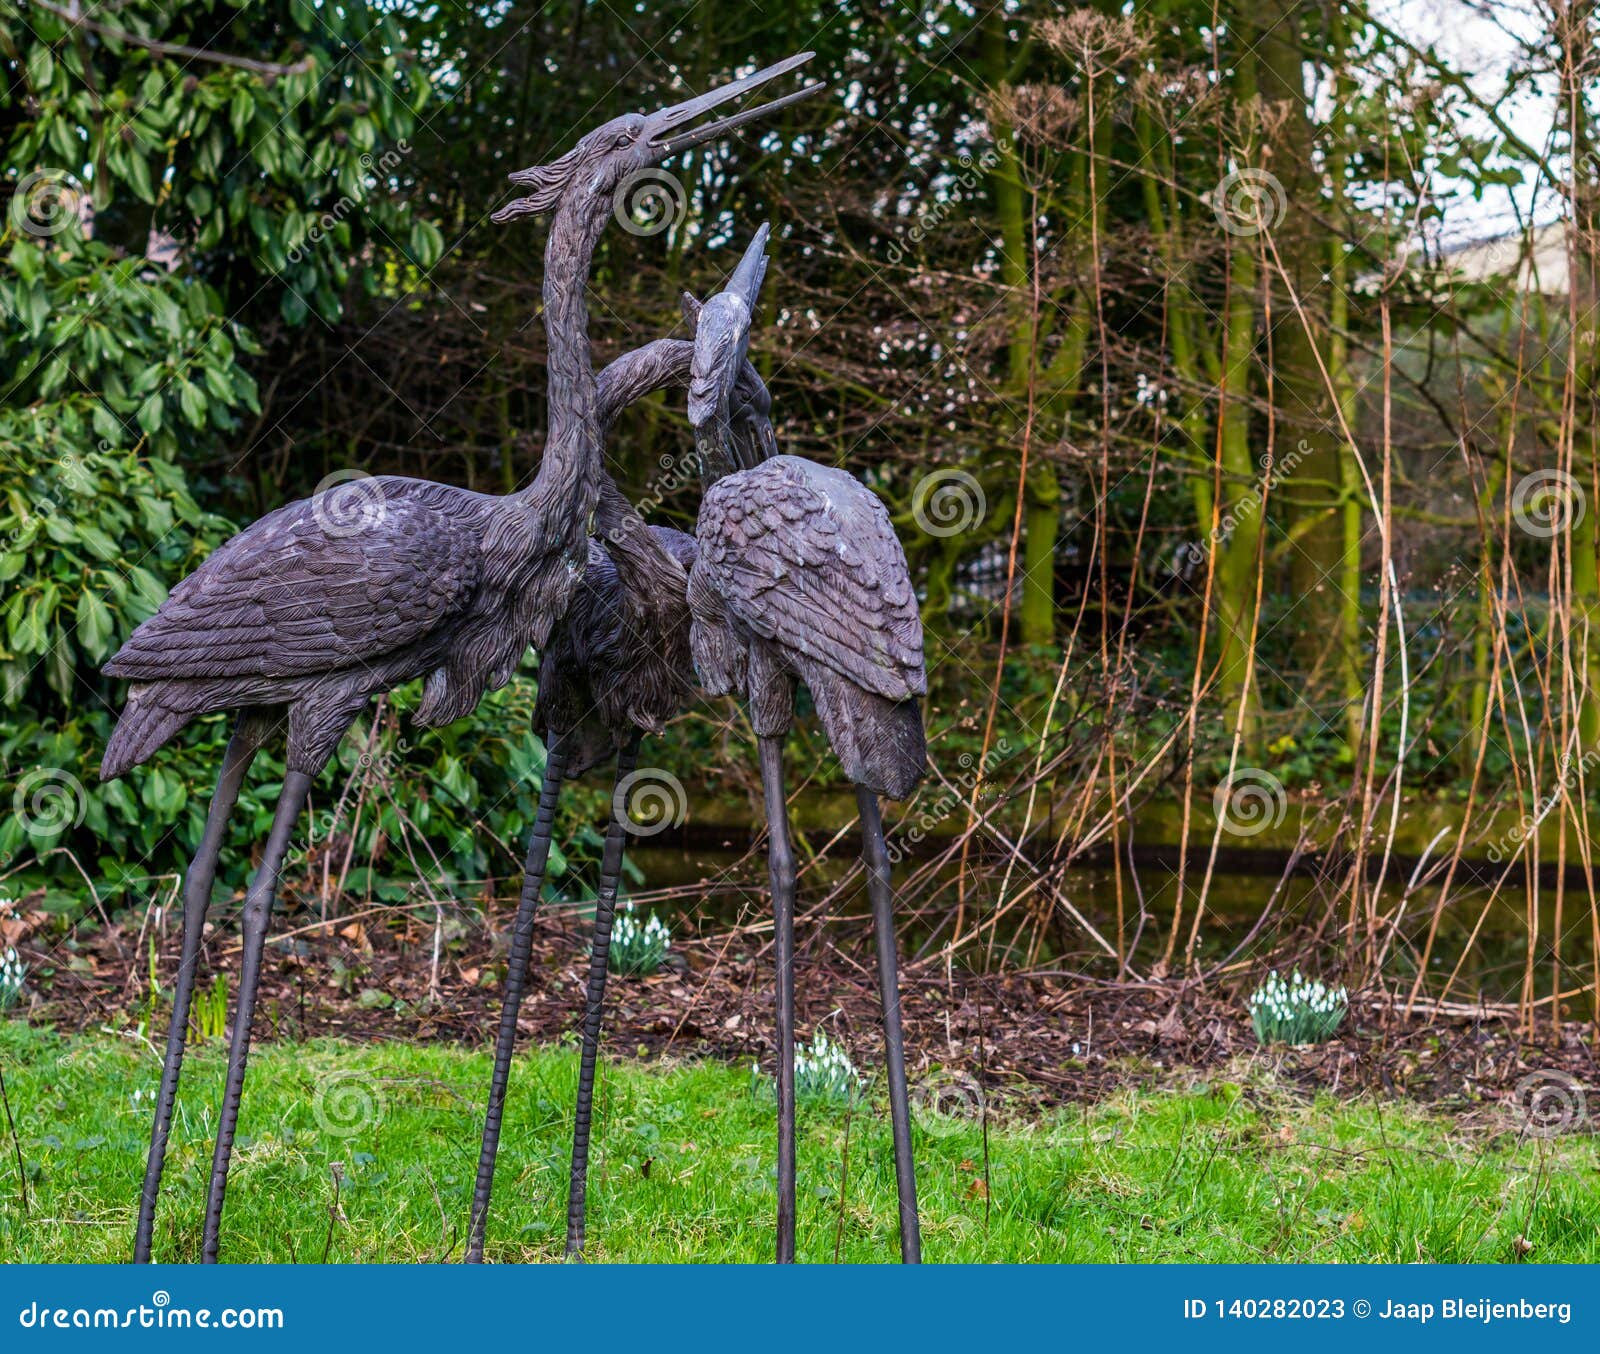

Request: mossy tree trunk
left=1256, top=0, right=1351, bottom=708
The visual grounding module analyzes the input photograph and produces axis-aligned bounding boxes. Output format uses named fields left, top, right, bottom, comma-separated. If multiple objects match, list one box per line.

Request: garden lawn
left=1, top=1022, right=1595, bottom=1263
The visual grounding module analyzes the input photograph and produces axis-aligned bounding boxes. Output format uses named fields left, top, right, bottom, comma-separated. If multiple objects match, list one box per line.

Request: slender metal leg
left=134, top=720, right=264, bottom=1264
left=857, top=786, right=921, bottom=1264
left=759, top=735, right=797, bottom=1264
left=200, top=768, right=314, bottom=1264
left=564, top=735, right=642, bottom=1259
left=465, top=740, right=569, bottom=1263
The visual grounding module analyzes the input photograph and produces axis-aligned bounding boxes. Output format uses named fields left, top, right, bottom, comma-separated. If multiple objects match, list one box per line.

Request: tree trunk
left=1256, top=0, right=1348, bottom=693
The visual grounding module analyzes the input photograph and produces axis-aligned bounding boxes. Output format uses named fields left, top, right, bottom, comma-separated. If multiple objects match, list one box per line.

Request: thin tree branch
left=26, top=0, right=315, bottom=77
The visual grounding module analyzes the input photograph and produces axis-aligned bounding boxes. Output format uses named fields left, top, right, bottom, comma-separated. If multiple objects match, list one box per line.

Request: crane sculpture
left=102, top=54, right=822, bottom=1264
left=465, top=332, right=775, bottom=1263
left=687, top=226, right=928, bottom=1263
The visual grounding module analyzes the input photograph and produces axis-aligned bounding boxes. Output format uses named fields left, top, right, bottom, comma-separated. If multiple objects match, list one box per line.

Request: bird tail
left=799, top=658, right=926, bottom=801
left=100, top=685, right=196, bottom=780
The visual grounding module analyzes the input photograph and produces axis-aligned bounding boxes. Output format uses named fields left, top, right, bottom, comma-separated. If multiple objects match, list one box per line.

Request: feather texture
left=692, top=456, right=926, bottom=701
left=105, top=481, right=486, bottom=682
left=688, top=455, right=928, bottom=799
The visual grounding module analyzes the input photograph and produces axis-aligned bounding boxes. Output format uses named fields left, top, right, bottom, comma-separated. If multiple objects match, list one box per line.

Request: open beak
left=647, top=52, right=823, bottom=158
left=493, top=55, right=821, bottom=224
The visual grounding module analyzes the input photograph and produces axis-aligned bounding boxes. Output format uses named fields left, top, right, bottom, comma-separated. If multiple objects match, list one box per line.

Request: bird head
left=492, top=55, right=821, bottom=225
left=682, top=287, right=776, bottom=467
left=687, top=222, right=771, bottom=430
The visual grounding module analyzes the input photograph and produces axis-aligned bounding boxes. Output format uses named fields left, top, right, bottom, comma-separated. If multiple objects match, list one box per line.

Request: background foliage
left=2, top=0, right=1597, bottom=1025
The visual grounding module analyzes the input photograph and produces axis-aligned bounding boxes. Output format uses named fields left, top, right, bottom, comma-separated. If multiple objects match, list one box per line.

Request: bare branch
left=25, top=0, right=315, bottom=77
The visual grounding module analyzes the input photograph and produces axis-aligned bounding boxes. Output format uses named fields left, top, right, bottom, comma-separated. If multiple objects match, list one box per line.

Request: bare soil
left=11, top=892, right=1597, bottom=1127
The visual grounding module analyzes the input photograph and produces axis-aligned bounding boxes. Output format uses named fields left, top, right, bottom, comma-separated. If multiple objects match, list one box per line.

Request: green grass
left=1, top=1022, right=1595, bottom=1263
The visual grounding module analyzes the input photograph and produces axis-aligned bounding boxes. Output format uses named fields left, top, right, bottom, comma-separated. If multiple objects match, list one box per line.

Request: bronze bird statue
left=687, top=225, right=927, bottom=1263
left=102, top=53, right=821, bottom=1264
left=465, top=330, right=776, bottom=1263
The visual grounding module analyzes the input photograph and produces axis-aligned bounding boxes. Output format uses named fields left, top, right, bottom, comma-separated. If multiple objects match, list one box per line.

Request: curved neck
left=519, top=195, right=607, bottom=520
left=596, top=338, right=692, bottom=433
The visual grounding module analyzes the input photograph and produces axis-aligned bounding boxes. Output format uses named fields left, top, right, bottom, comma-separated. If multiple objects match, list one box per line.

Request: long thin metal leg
left=465, top=740, right=568, bottom=1263
left=564, top=734, right=642, bottom=1259
left=134, top=720, right=263, bottom=1264
left=200, top=768, right=313, bottom=1264
left=857, top=786, right=921, bottom=1263
left=759, top=735, right=797, bottom=1264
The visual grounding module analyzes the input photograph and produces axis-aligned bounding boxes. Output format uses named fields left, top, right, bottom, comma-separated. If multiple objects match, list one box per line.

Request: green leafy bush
left=0, top=2, right=497, bottom=920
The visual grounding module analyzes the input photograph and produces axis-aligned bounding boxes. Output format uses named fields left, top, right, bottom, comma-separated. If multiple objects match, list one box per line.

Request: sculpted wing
left=104, top=480, right=483, bottom=681
left=695, top=456, right=925, bottom=700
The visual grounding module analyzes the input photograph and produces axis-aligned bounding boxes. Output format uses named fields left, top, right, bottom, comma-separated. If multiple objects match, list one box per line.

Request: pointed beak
left=647, top=52, right=823, bottom=158
left=727, top=223, right=771, bottom=309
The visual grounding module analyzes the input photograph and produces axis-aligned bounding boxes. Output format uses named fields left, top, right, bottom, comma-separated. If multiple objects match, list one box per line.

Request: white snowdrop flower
left=0, top=946, right=24, bottom=1009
